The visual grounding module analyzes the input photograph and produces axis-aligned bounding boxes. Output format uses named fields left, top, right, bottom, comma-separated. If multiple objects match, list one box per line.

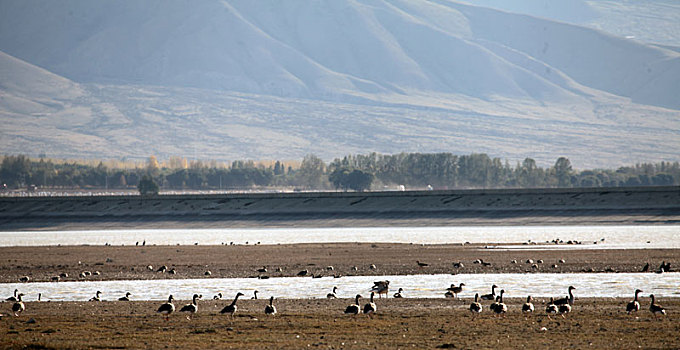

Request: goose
left=12, top=293, right=25, bottom=316
left=297, top=269, right=308, bottom=277
left=626, top=289, right=643, bottom=315
left=6, top=289, right=19, bottom=302
left=264, top=296, right=277, bottom=316
left=558, top=303, right=572, bottom=318
left=157, top=295, right=175, bottom=321
left=213, top=292, right=223, bottom=300
left=363, top=292, right=377, bottom=318
left=326, top=286, right=338, bottom=299
left=493, top=290, right=507, bottom=317
left=444, top=291, right=455, bottom=298
left=220, top=292, right=244, bottom=318
left=371, top=280, right=390, bottom=298
left=180, top=294, right=201, bottom=319
left=251, top=290, right=259, bottom=300
left=489, top=295, right=500, bottom=313
left=481, top=285, right=498, bottom=301
left=641, top=263, right=649, bottom=272
left=89, top=291, right=102, bottom=302
left=37, top=293, right=42, bottom=302
left=649, top=294, right=666, bottom=318
left=118, top=292, right=131, bottom=301
left=446, top=283, right=465, bottom=299
left=545, top=297, right=558, bottom=319
left=469, top=293, right=482, bottom=319
left=344, top=294, right=361, bottom=315
left=522, top=296, right=535, bottom=315
left=393, top=288, right=404, bottom=298
left=19, top=276, right=30, bottom=283
left=257, top=266, right=267, bottom=273
left=554, top=286, right=576, bottom=306
left=416, top=260, right=429, bottom=268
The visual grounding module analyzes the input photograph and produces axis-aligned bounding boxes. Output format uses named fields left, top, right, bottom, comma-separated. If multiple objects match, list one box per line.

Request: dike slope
left=1, top=186, right=678, bottom=230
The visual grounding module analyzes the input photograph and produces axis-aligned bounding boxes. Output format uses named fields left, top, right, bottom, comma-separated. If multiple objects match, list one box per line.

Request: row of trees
left=1, top=153, right=678, bottom=193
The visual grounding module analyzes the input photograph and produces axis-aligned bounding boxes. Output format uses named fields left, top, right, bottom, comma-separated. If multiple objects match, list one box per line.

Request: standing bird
left=251, top=290, right=259, bottom=300
left=558, top=303, right=572, bottom=318
left=344, top=294, right=361, bottom=315
left=89, top=291, right=102, bottom=302
left=6, top=289, right=19, bottom=302
left=522, top=295, right=535, bottom=315
left=626, top=289, right=643, bottom=315
left=493, top=290, right=508, bottom=317
left=363, top=292, right=377, bottom=318
left=180, top=294, right=201, bottom=319
left=554, top=286, right=576, bottom=306
left=446, top=283, right=465, bottom=299
left=469, top=293, right=482, bottom=319
left=371, top=280, right=390, bottom=298
left=326, top=286, right=338, bottom=299
left=545, top=297, right=558, bottom=319
left=649, top=294, right=666, bottom=319
left=157, top=295, right=175, bottom=321
left=12, top=293, right=25, bottom=317
left=481, top=284, right=498, bottom=301
left=264, top=296, right=277, bottom=316
left=118, top=292, right=131, bottom=301
left=393, top=288, right=404, bottom=298
left=220, top=292, right=244, bottom=318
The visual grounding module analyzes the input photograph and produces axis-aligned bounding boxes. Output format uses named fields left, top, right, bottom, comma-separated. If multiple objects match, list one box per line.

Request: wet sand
left=1, top=243, right=677, bottom=283
left=1, top=297, right=678, bottom=349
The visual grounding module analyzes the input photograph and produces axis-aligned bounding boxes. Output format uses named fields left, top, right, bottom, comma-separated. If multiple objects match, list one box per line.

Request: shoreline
left=1, top=243, right=676, bottom=283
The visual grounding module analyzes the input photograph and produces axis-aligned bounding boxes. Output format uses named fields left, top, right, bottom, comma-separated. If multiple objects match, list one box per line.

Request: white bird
left=363, top=292, right=377, bottom=318
left=326, top=286, right=338, bottom=299
left=626, top=289, right=642, bottom=315
left=264, top=296, right=277, bottom=316
left=344, top=294, right=361, bottom=315
left=180, top=294, right=201, bottom=319
left=157, top=295, right=175, bottom=321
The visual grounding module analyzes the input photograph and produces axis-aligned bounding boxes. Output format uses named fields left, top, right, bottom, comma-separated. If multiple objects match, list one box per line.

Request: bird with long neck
left=363, top=292, right=377, bottom=318
left=554, top=286, right=576, bottom=306
left=264, top=296, right=277, bottom=316
left=522, top=296, right=534, bottom=316
left=626, top=289, right=643, bottom=315
left=157, top=295, right=175, bottom=321
left=12, top=293, right=25, bottom=317
left=546, top=297, right=558, bottom=319
left=220, top=292, right=244, bottom=318
left=118, top=292, right=131, bottom=301
left=344, top=294, right=361, bottom=315
left=469, top=293, right=482, bottom=319
left=327, top=286, right=338, bottom=299
left=6, top=289, right=18, bottom=302
left=493, top=290, right=507, bottom=317
left=89, top=291, right=102, bottom=302
left=649, top=294, right=666, bottom=319
left=180, top=294, right=201, bottom=319
left=393, top=288, right=404, bottom=298
left=481, top=284, right=497, bottom=301
left=447, top=283, right=465, bottom=299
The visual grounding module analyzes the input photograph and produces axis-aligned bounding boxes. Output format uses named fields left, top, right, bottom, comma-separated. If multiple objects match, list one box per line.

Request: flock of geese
left=2, top=283, right=669, bottom=321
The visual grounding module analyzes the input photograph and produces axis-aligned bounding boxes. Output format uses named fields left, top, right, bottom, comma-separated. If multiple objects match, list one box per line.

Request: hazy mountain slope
left=1, top=1, right=679, bottom=167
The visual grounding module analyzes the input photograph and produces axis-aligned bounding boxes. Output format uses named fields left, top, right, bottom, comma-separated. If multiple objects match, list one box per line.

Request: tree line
left=1, top=153, right=678, bottom=193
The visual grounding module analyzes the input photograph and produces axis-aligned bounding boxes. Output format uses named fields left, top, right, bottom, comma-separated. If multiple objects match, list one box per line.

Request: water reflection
left=2, top=273, right=678, bottom=302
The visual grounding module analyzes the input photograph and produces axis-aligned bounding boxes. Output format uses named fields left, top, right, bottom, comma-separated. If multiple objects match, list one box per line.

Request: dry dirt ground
left=1, top=297, right=678, bottom=349
left=1, top=243, right=677, bottom=283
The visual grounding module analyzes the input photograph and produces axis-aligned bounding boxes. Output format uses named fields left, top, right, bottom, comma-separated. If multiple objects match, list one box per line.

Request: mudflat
left=1, top=243, right=677, bottom=283
left=1, top=297, right=678, bottom=349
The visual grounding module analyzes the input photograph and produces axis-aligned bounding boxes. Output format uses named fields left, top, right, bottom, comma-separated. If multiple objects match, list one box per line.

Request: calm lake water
left=1, top=225, right=679, bottom=248
left=2, top=273, right=678, bottom=302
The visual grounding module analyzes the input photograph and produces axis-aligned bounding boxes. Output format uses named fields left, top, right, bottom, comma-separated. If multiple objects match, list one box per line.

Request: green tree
left=138, top=175, right=159, bottom=196
left=553, top=157, right=573, bottom=187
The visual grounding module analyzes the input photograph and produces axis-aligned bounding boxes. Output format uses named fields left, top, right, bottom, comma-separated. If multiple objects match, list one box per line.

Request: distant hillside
left=0, top=0, right=679, bottom=167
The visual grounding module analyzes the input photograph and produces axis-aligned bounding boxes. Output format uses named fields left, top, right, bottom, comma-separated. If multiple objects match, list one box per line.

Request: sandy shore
left=1, top=243, right=677, bottom=283
left=1, top=297, right=678, bottom=349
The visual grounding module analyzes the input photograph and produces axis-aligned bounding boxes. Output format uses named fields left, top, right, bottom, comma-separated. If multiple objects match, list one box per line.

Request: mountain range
left=1, top=0, right=679, bottom=168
